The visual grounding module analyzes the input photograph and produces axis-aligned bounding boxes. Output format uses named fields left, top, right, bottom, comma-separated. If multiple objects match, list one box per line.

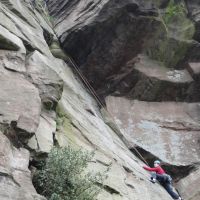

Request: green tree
left=33, top=147, right=106, bottom=200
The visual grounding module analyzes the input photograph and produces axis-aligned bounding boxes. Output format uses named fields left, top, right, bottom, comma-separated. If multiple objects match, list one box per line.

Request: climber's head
left=154, top=160, right=161, bottom=167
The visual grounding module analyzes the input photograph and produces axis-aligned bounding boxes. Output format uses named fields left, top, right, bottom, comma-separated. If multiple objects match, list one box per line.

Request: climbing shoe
left=150, top=178, right=156, bottom=183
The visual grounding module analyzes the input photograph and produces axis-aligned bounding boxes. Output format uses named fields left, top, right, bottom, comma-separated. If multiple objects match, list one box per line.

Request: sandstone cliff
left=0, top=0, right=199, bottom=200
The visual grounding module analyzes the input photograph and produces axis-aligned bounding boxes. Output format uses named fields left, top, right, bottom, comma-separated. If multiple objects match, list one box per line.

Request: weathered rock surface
left=0, top=26, right=41, bottom=136
left=0, top=65, right=41, bottom=135
left=28, top=112, right=56, bottom=153
left=176, top=167, right=200, bottom=200
left=106, top=96, right=200, bottom=166
left=55, top=56, right=172, bottom=200
left=0, top=0, right=53, bottom=55
left=26, top=50, right=63, bottom=108
left=187, top=62, right=200, bottom=80
left=107, top=55, right=196, bottom=101
left=48, top=0, right=199, bottom=100
left=0, top=131, right=46, bottom=200
left=185, top=0, right=200, bottom=42
left=0, top=0, right=200, bottom=199
left=48, top=0, right=168, bottom=93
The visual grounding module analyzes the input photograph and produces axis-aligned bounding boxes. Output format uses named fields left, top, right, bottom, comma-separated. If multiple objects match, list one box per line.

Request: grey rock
left=187, top=62, right=200, bottom=80
left=0, top=0, right=52, bottom=55
left=0, top=25, right=20, bottom=51
left=106, top=96, right=200, bottom=166
left=0, top=131, right=46, bottom=200
left=176, top=166, right=200, bottom=200
left=0, top=67, right=41, bottom=135
left=28, top=112, right=56, bottom=153
left=47, top=0, right=165, bottom=93
left=129, top=55, right=194, bottom=101
left=54, top=59, right=172, bottom=200
left=26, top=51, right=63, bottom=108
left=0, top=25, right=26, bottom=72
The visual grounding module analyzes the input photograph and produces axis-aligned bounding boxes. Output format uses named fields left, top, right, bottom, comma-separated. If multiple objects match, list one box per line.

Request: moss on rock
left=56, top=103, right=76, bottom=145
left=50, top=40, right=68, bottom=60
left=145, top=0, right=195, bottom=67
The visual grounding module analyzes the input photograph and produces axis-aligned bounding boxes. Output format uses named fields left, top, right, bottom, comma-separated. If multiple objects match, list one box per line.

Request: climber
left=143, top=160, right=182, bottom=200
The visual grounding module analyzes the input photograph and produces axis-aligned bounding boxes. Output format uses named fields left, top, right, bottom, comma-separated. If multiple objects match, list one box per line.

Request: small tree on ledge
left=33, top=146, right=106, bottom=200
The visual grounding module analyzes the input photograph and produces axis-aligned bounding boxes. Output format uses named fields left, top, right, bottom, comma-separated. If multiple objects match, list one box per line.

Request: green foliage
left=145, top=0, right=194, bottom=67
left=33, top=146, right=105, bottom=200
left=163, top=0, right=187, bottom=25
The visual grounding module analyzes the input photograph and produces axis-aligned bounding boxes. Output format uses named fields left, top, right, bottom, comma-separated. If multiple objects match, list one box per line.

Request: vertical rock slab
left=176, top=167, right=200, bottom=200
left=0, top=69, right=41, bottom=134
left=0, top=131, right=46, bottom=200
left=0, top=24, right=26, bottom=72
left=0, top=26, right=41, bottom=137
left=26, top=50, right=63, bottom=108
left=0, top=0, right=53, bottom=55
left=106, top=96, right=200, bottom=166
left=28, top=113, right=56, bottom=153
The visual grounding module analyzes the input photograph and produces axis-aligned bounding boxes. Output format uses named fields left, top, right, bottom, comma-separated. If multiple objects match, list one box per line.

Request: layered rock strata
left=0, top=0, right=174, bottom=199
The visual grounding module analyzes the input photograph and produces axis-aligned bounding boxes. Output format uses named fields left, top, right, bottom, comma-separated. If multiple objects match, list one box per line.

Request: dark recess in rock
left=43, top=28, right=54, bottom=46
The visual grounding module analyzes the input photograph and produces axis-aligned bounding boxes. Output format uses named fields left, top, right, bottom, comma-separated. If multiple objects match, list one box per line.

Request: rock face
left=106, top=96, right=200, bottom=166
left=0, top=24, right=41, bottom=136
left=0, top=131, right=45, bottom=200
left=48, top=0, right=200, bottom=99
left=0, top=0, right=200, bottom=200
left=26, top=51, right=63, bottom=108
left=48, top=0, right=165, bottom=93
left=109, top=55, right=195, bottom=101
left=185, top=0, right=200, bottom=42
left=47, top=0, right=200, bottom=198
left=0, top=1, right=172, bottom=198
left=54, top=54, right=172, bottom=200
left=176, top=167, right=200, bottom=200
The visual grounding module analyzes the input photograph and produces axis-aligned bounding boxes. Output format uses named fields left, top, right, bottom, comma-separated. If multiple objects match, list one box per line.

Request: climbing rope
left=67, top=56, right=150, bottom=167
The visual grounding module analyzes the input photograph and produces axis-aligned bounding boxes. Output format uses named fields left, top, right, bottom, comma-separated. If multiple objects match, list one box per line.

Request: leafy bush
left=33, top=147, right=105, bottom=200
left=163, top=0, right=187, bottom=25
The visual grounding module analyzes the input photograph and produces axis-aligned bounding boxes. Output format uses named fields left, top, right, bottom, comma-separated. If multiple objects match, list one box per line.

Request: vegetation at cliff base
left=33, top=147, right=105, bottom=200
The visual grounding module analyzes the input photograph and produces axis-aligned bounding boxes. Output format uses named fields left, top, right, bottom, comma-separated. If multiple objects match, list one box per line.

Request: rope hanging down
left=67, top=56, right=149, bottom=167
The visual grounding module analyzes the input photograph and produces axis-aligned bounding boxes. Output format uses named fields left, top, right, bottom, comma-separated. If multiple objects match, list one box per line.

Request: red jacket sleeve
left=143, top=166, right=159, bottom=172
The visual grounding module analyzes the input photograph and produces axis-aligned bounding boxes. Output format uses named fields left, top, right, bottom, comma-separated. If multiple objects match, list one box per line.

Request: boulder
left=26, top=51, right=63, bottom=108
left=110, top=55, right=195, bottom=101
left=28, top=112, right=56, bottom=153
left=187, top=62, right=200, bottom=80
left=106, top=96, right=200, bottom=166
